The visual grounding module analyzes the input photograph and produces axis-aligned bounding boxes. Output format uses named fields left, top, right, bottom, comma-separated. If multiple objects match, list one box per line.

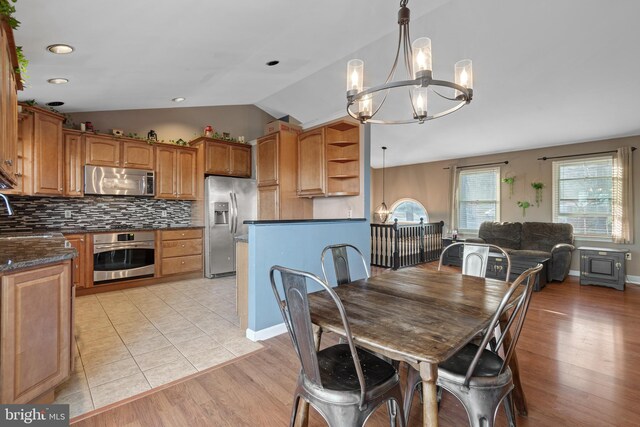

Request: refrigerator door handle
left=229, top=192, right=235, bottom=234
left=232, top=192, right=239, bottom=234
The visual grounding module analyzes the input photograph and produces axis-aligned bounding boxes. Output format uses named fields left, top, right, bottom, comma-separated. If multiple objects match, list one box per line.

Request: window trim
left=386, top=198, right=429, bottom=224
left=552, top=155, right=614, bottom=240
left=456, top=166, right=501, bottom=234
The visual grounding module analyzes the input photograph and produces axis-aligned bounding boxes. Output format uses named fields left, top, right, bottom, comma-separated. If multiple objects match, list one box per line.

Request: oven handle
left=93, top=242, right=155, bottom=254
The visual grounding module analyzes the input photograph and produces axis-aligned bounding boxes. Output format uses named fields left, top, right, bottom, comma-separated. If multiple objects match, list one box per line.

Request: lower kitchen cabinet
left=64, top=234, right=90, bottom=288
left=159, top=229, right=203, bottom=276
left=0, top=262, right=72, bottom=404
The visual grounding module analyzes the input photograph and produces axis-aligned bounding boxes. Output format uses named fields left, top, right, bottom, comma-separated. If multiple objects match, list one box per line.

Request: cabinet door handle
left=181, top=244, right=185, bottom=248
left=14, top=172, right=22, bottom=177
left=59, top=187, right=63, bottom=191
left=4, top=159, right=13, bottom=166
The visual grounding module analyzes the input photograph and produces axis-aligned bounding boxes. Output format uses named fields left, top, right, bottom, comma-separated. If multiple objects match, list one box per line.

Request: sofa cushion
left=509, top=249, right=551, bottom=259
left=478, top=222, right=522, bottom=250
left=521, top=222, right=574, bottom=252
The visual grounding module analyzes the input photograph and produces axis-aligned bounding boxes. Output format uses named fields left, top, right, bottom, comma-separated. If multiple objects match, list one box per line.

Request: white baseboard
left=568, top=270, right=639, bottom=285
left=246, top=322, right=287, bottom=342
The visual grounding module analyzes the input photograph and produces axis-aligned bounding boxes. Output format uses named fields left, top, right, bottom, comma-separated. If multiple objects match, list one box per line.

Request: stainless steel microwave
left=84, top=165, right=155, bottom=196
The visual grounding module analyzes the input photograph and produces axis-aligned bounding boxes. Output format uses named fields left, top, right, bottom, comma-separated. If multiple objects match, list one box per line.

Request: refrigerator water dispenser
left=213, top=202, right=229, bottom=224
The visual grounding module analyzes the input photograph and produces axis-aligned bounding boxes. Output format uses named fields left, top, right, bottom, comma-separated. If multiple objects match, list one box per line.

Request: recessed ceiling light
left=266, top=60, right=280, bottom=67
left=172, top=97, right=186, bottom=103
left=47, top=78, right=69, bottom=84
left=46, top=101, right=65, bottom=107
left=47, top=44, right=74, bottom=54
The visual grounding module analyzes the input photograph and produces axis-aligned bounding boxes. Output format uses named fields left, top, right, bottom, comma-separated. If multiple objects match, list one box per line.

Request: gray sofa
left=466, top=222, right=575, bottom=282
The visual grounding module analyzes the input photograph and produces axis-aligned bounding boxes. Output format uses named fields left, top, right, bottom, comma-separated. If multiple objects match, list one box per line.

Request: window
left=457, top=167, right=500, bottom=233
left=553, top=156, right=613, bottom=238
left=388, top=198, right=429, bottom=223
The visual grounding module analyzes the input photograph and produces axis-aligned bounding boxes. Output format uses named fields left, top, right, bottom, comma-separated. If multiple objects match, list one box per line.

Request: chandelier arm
left=431, top=88, right=459, bottom=101
left=384, top=23, right=404, bottom=85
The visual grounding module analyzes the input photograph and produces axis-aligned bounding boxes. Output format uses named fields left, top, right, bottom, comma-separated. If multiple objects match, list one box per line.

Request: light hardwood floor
left=72, top=264, right=640, bottom=426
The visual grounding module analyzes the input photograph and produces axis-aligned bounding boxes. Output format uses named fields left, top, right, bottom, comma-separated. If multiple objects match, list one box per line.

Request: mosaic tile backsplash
left=0, top=196, right=192, bottom=232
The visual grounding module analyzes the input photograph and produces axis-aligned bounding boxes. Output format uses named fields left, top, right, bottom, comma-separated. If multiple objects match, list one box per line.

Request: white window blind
left=552, top=156, right=613, bottom=238
left=457, top=167, right=500, bottom=233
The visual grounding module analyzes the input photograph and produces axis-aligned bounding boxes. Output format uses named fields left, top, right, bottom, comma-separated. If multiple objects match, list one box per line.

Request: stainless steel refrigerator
left=204, top=176, right=257, bottom=277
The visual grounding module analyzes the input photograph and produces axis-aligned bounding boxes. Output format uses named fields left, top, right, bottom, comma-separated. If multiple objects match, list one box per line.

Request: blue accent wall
left=247, top=220, right=369, bottom=331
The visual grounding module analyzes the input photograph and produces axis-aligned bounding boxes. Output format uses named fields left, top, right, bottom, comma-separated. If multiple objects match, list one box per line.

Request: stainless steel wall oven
left=93, top=231, right=155, bottom=284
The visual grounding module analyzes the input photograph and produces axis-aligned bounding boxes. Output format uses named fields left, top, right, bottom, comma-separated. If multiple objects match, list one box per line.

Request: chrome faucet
left=0, top=193, right=13, bottom=215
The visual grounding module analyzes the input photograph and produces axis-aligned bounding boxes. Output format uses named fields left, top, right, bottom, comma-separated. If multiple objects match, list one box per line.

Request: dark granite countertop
left=0, top=224, right=204, bottom=235
left=244, top=218, right=366, bottom=225
left=0, top=232, right=77, bottom=273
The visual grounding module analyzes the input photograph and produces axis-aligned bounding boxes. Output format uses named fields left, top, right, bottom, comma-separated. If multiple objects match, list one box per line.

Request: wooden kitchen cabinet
left=257, top=131, right=312, bottom=220
left=297, top=119, right=360, bottom=198
left=32, top=109, right=64, bottom=196
left=190, top=137, right=251, bottom=178
left=85, top=135, right=120, bottom=166
left=155, top=145, right=197, bottom=200
left=64, top=234, right=89, bottom=288
left=0, top=262, right=72, bottom=404
left=159, top=229, right=203, bottom=276
left=64, top=130, right=84, bottom=197
left=0, top=20, right=20, bottom=189
left=2, top=112, right=30, bottom=195
left=85, top=135, right=154, bottom=170
left=297, top=128, right=325, bottom=196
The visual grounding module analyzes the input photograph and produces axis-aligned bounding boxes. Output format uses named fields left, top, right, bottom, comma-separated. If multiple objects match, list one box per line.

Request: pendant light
left=374, top=147, right=390, bottom=223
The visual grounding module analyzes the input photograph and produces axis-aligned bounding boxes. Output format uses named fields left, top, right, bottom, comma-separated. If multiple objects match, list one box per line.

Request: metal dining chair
left=403, top=263, right=543, bottom=427
left=321, top=243, right=369, bottom=286
left=439, top=242, right=512, bottom=282
left=270, top=265, right=405, bottom=427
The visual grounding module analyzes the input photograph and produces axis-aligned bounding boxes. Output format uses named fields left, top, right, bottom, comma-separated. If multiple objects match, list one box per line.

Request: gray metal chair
left=270, top=265, right=405, bottom=427
left=439, top=242, right=512, bottom=282
left=403, top=264, right=543, bottom=427
left=321, top=243, right=369, bottom=286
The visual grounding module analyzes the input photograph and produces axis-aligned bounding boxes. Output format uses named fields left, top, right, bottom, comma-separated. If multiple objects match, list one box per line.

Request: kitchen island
left=0, top=232, right=76, bottom=404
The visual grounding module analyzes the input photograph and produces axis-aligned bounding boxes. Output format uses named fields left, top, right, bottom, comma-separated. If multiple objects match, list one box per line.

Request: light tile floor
left=54, top=276, right=263, bottom=419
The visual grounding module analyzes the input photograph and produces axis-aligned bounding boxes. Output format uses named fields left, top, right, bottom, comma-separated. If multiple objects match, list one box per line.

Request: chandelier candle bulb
left=412, top=37, right=432, bottom=78
left=359, top=89, right=373, bottom=121
left=347, top=59, right=364, bottom=94
left=455, top=59, right=473, bottom=98
left=412, top=87, right=428, bottom=121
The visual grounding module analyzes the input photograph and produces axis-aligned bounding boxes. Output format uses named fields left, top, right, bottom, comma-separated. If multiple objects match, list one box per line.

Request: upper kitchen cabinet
left=85, top=134, right=154, bottom=170
left=155, top=145, right=197, bottom=200
left=0, top=20, right=22, bottom=189
left=256, top=131, right=312, bottom=220
left=190, top=137, right=251, bottom=178
left=297, top=119, right=360, bottom=198
left=11, top=105, right=64, bottom=196
left=63, top=130, right=84, bottom=197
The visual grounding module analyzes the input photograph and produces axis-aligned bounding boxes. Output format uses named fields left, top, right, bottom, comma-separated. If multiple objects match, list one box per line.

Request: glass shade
left=412, top=38, right=432, bottom=76
left=412, top=87, right=428, bottom=119
left=347, top=59, right=364, bottom=93
left=358, top=88, right=373, bottom=120
left=455, top=59, right=473, bottom=98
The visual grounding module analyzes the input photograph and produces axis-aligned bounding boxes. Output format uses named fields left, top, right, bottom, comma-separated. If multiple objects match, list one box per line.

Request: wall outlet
left=64, top=210, right=71, bottom=219
left=161, top=210, right=167, bottom=217
left=625, top=252, right=632, bottom=260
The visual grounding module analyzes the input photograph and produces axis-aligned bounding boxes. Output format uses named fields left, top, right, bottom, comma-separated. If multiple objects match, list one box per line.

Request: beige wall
left=371, top=135, right=640, bottom=277
left=69, top=105, right=274, bottom=144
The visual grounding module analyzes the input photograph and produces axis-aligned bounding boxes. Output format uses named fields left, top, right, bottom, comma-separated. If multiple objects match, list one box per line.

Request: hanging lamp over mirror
left=374, top=147, right=390, bottom=223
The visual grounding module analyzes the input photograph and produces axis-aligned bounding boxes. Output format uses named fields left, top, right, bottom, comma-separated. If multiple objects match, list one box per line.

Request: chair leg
left=289, top=394, right=301, bottom=427
left=503, top=392, right=517, bottom=427
left=403, top=367, right=421, bottom=425
left=387, top=400, right=396, bottom=427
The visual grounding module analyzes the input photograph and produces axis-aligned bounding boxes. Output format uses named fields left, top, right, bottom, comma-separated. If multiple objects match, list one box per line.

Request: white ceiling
left=15, top=0, right=640, bottom=168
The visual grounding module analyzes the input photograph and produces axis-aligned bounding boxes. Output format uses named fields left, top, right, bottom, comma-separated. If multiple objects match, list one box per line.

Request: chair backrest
left=439, top=242, right=512, bottom=282
left=463, top=263, right=543, bottom=386
left=321, top=243, right=370, bottom=286
left=270, top=265, right=368, bottom=405
left=462, top=244, right=490, bottom=277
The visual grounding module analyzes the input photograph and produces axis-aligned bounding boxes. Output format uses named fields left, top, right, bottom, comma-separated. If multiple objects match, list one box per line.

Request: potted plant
left=502, top=175, right=515, bottom=198
left=531, top=182, right=544, bottom=207
left=517, top=200, right=531, bottom=217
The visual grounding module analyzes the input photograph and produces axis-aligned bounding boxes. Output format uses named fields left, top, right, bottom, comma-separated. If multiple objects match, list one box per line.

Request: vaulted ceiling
left=15, top=0, right=640, bottom=167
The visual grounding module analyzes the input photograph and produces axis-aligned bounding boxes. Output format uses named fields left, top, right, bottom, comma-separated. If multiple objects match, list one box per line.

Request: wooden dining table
left=304, top=266, right=527, bottom=427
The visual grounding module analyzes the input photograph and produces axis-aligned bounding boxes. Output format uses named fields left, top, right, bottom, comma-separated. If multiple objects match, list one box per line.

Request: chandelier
left=346, top=0, right=473, bottom=124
